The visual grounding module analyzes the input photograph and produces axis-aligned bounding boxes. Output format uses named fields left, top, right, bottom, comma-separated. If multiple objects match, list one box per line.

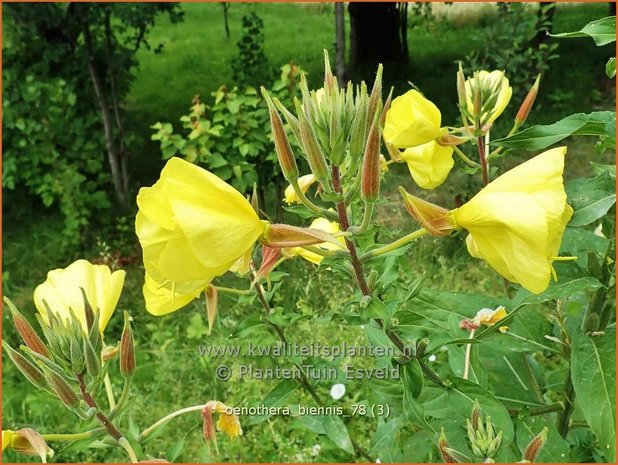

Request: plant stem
left=76, top=373, right=123, bottom=441
left=109, top=376, right=131, bottom=420
left=557, top=368, right=575, bottom=438
left=104, top=372, right=116, bottom=410
left=476, top=136, right=489, bottom=185
left=291, top=179, right=338, bottom=221
left=299, top=245, right=347, bottom=258
left=463, top=329, right=476, bottom=380
left=42, top=429, right=102, bottom=442
left=214, top=286, right=254, bottom=296
left=453, top=146, right=480, bottom=167
left=119, top=437, right=139, bottom=463
left=361, top=228, right=428, bottom=261
left=507, top=402, right=565, bottom=417
left=350, top=200, right=375, bottom=235
left=140, top=404, right=206, bottom=441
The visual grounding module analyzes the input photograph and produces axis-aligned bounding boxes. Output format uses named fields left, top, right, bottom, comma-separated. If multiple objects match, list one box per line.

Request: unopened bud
left=69, top=336, right=85, bottom=374
left=323, top=49, right=337, bottom=93
left=439, top=428, right=470, bottom=463
left=522, top=427, right=548, bottom=462
left=297, top=101, right=330, bottom=183
left=380, top=87, right=394, bottom=128
left=79, top=288, right=95, bottom=332
left=470, top=400, right=482, bottom=431
left=120, top=311, right=136, bottom=377
left=83, top=336, right=101, bottom=379
left=456, top=63, right=467, bottom=109
left=261, top=87, right=299, bottom=181
left=367, top=64, right=383, bottom=127
left=399, top=188, right=456, bottom=237
left=251, top=183, right=259, bottom=215
left=3, top=342, right=47, bottom=390
left=349, top=83, right=369, bottom=160
left=43, top=366, right=80, bottom=409
left=205, top=286, right=218, bottom=336
left=415, top=338, right=429, bottom=358
left=367, top=269, right=379, bottom=293
left=263, top=223, right=342, bottom=249
left=515, top=74, right=541, bottom=126
left=486, top=430, right=503, bottom=457
left=437, top=133, right=469, bottom=146
left=4, top=297, right=50, bottom=358
left=361, top=121, right=381, bottom=202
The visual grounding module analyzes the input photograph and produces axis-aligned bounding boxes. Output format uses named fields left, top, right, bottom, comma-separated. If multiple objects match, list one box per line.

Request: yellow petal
left=465, top=70, right=512, bottom=123
left=283, top=174, right=316, bottom=205
left=383, top=90, right=443, bottom=148
left=142, top=273, right=204, bottom=316
left=401, top=141, right=454, bottom=189
left=33, top=260, right=125, bottom=333
left=3, top=430, right=15, bottom=451
left=287, top=217, right=345, bottom=265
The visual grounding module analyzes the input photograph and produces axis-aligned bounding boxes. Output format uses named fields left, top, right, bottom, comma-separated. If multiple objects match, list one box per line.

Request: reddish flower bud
left=43, top=367, right=80, bottom=409
left=2, top=341, right=47, bottom=390
left=515, top=74, right=541, bottom=126
left=361, top=121, right=381, bottom=202
left=522, top=427, right=548, bottom=462
left=120, top=311, right=135, bottom=377
left=4, top=297, right=49, bottom=358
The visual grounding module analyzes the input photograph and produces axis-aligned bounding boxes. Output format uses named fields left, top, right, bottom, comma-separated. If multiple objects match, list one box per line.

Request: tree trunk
left=348, top=2, right=408, bottom=75
left=221, top=3, right=230, bottom=38
left=335, top=3, right=346, bottom=86
left=533, top=2, right=556, bottom=47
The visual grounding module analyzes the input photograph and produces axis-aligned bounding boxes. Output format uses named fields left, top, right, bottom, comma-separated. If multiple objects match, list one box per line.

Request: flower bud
left=515, top=74, right=541, bottom=126
left=297, top=101, right=330, bottom=183
left=323, top=49, right=337, bottom=94
left=367, top=64, right=383, bottom=129
left=2, top=342, right=47, bottom=390
left=361, top=120, right=381, bottom=202
left=120, top=311, right=136, bottom=377
left=42, top=366, right=80, bottom=409
left=437, top=133, right=469, bottom=146
left=3, top=428, right=53, bottom=462
left=263, top=223, right=342, bottom=249
left=261, top=87, right=299, bottom=181
left=83, top=336, right=101, bottom=379
left=399, top=188, right=456, bottom=237
left=4, top=297, right=50, bottom=358
left=415, top=338, right=429, bottom=358
left=79, top=287, right=95, bottom=332
left=522, top=427, right=548, bottom=462
left=470, top=400, right=482, bottom=431
left=439, top=428, right=470, bottom=463
left=69, top=335, right=85, bottom=374
left=205, top=285, right=218, bottom=336
left=349, top=82, right=369, bottom=160
left=456, top=63, right=468, bottom=110
left=251, top=183, right=259, bottom=215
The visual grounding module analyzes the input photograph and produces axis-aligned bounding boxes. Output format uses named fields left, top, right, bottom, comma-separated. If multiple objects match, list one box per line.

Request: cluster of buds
left=438, top=401, right=548, bottom=463
left=262, top=50, right=385, bottom=211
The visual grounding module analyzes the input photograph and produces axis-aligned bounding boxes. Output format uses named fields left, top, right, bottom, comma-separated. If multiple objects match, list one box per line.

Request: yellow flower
left=33, top=260, right=125, bottom=333
left=202, top=401, right=242, bottom=440
left=287, top=217, right=345, bottom=265
left=2, top=430, right=14, bottom=451
left=383, top=89, right=443, bottom=149
left=474, top=306, right=509, bottom=333
left=452, top=147, right=573, bottom=294
left=283, top=174, right=316, bottom=205
left=400, top=141, right=455, bottom=189
left=465, top=70, right=512, bottom=123
left=136, top=157, right=266, bottom=315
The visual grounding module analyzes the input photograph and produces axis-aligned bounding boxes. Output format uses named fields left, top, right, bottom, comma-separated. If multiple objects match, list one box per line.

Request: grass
left=3, top=2, right=615, bottom=462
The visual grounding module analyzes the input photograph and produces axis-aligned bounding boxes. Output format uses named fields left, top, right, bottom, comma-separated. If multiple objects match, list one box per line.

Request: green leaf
left=606, top=57, right=616, bottom=78
left=550, top=16, right=616, bottom=46
left=493, top=112, right=616, bottom=150
left=292, top=415, right=355, bottom=455
left=567, top=173, right=616, bottom=227
left=512, top=276, right=602, bottom=308
left=166, top=436, right=186, bottom=462
left=570, top=328, right=616, bottom=462
left=402, top=360, right=424, bottom=398
left=363, top=297, right=391, bottom=328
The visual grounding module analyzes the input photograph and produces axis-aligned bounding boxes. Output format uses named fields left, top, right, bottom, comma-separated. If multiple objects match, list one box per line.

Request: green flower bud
left=4, top=297, right=50, bottom=358
left=3, top=341, right=47, bottom=390
left=120, top=311, right=136, bottom=378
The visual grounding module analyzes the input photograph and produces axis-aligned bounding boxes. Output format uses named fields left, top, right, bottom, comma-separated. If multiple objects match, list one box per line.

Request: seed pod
left=3, top=341, right=47, bottom=390
left=4, top=297, right=50, bottom=358
left=120, top=311, right=136, bottom=377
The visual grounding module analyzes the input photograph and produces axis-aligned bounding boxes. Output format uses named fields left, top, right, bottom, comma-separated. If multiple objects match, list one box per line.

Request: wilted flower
left=461, top=306, right=509, bottom=333
left=400, top=141, right=455, bottom=189
left=284, top=174, right=317, bottom=205
left=452, top=147, right=572, bottom=294
left=33, top=260, right=125, bottom=333
left=202, top=401, right=242, bottom=442
left=136, top=157, right=267, bottom=314
left=2, top=429, right=53, bottom=462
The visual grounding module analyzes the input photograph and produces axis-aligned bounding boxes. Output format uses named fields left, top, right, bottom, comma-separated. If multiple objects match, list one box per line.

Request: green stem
left=42, top=430, right=102, bottom=442
left=299, top=245, right=348, bottom=258
left=350, top=200, right=375, bottom=234
left=119, top=437, right=139, bottom=463
left=214, top=286, right=254, bottom=296
left=139, top=404, right=206, bottom=441
left=361, top=228, right=428, bottom=261
left=557, top=368, right=575, bottom=438
left=109, top=377, right=131, bottom=420
left=291, top=179, right=338, bottom=221
left=104, top=373, right=116, bottom=410
left=453, top=146, right=480, bottom=168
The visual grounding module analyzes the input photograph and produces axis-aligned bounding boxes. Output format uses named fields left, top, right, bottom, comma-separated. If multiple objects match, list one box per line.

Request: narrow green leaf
left=570, top=328, right=616, bottom=462
left=606, top=57, right=616, bottom=78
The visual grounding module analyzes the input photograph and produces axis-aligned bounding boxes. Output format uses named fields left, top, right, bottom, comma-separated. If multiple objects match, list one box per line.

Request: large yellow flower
left=465, top=70, right=512, bottom=124
left=400, top=141, right=455, bottom=189
left=383, top=90, right=443, bottom=149
left=136, top=157, right=266, bottom=314
left=452, top=147, right=572, bottom=294
left=33, top=260, right=125, bottom=333
left=287, top=217, right=345, bottom=265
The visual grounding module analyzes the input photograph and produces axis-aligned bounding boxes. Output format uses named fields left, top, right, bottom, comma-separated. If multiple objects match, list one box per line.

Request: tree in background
left=3, top=3, right=183, bottom=238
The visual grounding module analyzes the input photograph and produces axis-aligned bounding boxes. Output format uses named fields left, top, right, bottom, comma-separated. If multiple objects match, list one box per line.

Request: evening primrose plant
left=4, top=35, right=615, bottom=462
